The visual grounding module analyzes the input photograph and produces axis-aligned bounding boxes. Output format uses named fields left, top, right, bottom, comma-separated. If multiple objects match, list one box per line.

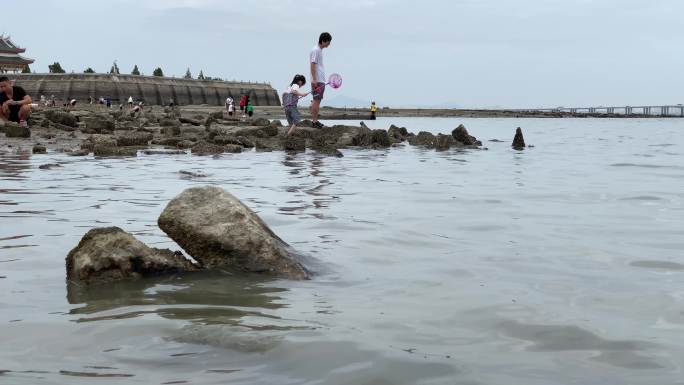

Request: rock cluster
left=66, top=186, right=310, bottom=285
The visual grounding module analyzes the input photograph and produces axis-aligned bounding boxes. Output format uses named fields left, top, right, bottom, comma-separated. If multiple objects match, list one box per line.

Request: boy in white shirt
left=310, top=32, right=332, bottom=129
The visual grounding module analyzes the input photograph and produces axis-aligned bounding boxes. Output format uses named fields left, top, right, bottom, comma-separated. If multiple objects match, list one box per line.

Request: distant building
left=0, top=35, right=34, bottom=73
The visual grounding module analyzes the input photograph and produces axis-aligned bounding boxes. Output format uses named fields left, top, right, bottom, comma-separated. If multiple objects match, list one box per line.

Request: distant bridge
left=511, top=105, right=684, bottom=117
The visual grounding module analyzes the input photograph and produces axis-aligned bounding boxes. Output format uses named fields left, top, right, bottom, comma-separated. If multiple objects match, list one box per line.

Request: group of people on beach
left=2, top=32, right=336, bottom=130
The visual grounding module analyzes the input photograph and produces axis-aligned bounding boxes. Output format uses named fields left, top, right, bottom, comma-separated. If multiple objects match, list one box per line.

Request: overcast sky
left=3, top=0, right=683, bottom=108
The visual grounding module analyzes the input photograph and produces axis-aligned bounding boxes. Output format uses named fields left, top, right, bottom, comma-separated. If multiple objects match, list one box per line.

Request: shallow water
left=1, top=117, right=683, bottom=385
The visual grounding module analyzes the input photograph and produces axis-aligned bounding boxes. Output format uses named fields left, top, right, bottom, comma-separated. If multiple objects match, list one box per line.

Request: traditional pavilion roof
left=0, top=35, right=26, bottom=53
left=0, top=35, right=33, bottom=69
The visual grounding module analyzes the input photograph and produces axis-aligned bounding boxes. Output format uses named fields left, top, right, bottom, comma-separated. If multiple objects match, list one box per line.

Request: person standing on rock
left=283, top=74, right=310, bottom=136
left=0, top=76, right=32, bottom=127
left=370, top=101, right=377, bottom=120
left=225, top=96, right=233, bottom=114
left=128, top=96, right=134, bottom=108
left=246, top=101, right=254, bottom=117
left=310, top=32, right=332, bottom=129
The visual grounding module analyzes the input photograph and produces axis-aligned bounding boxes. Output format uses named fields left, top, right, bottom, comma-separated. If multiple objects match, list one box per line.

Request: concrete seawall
left=6, top=73, right=281, bottom=106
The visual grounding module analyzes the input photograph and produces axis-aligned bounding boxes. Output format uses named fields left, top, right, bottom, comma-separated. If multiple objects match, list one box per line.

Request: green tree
left=184, top=68, right=193, bottom=79
left=84, top=67, right=95, bottom=73
left=109, top=61, right=120, bottom=74
left=21, top=65, right=31, bottom=74
left=153, top=67, right=164, bottom=77
left=48, top=62, right=66, bottom=73
left=131, top=65, right=140, bottom=75
left=197, top=70, right=205, bottom=80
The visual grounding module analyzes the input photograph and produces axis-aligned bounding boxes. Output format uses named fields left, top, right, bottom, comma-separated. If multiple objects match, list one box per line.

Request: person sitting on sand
left=283, top=74, right=310, bottom=136
left=0, top=76, right=33, bottom=127
left=370, top=101, right=377, bottom=120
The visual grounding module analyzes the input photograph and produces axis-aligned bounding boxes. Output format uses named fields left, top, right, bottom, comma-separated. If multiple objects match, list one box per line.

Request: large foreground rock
left=66, top=227, right=197, bottom=284
left=44, top=110, right=78, bottom=127
left=3, top=122, right=30, bottom=138
left=158, top=186, right=310, bottom=279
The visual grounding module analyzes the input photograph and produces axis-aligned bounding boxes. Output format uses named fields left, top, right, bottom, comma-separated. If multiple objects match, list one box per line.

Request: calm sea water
left=1, top=117, right=683, bottom=385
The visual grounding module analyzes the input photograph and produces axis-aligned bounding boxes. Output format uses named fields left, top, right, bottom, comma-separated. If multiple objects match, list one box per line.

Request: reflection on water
left=2, top=117, right=684, bottom=384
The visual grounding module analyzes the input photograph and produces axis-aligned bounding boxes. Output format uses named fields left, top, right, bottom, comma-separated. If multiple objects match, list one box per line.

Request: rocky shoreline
left=0, top=105, right=489, bottom=157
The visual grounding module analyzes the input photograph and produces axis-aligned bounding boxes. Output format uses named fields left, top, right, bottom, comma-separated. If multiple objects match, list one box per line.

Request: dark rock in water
left=512, top=127, right=526, bottom=149
left=451, top=124, right=481, bottom=146
left=283, top=135, right=306, bottom=152
left=388, top=124, right=409, bottom=142
left=371, top=129, right=391, bottom=148
left=254, top=138, right=283, bottom=152
left=66, top=227, right=197, bottom=285
left=224, top=144, right=243, bottom=153
left=191, top=141, right=225, bottom=155
left=352, top=126, right=372, bottom=146
left=179, top=169, right=208, bottom=177
left=44, top=110, right=77, bottom=127
left=143, top=149, right=186, bottom=155
left=251, top=117, right=271, bottom=127
left=66, top=149, right=89, bottom=157
left=116, top=132, right=153, bottom=147
left=178, top=140, right=196, bottom=149
left=435, top=134, right=456, bottom=151
left=157, top=186, right=310, bottom=279
left=4, top=122, right=30, bottom=138
left=39, top=163, right=62, bottom=169
left=116, top=147, right=139, bottom=157
left=212, top=135, right=255, bottom=148
left=83, top=115, right=115, bottom=134
left=489, top=139, right=504, bottom=143
left=32, top=144, right=47, bottom=154
left=408, top=131, right=436, bottom=147
left=152, top=137, right=182, bottom=147
left=310, top=135, right=343, bottom=157
left=360, top=121, right=368, bottom=128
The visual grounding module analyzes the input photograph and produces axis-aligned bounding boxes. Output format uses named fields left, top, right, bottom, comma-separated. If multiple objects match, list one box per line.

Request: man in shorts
left=310, top=32, right=332, bottom=129
left=0, top=76, right=32, bottom=127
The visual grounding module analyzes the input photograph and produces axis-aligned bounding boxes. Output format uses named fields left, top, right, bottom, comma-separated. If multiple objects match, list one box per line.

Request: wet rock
left=32, top=144, right=47, bottom=154
left=251, top=117, right=271, bottom=127
left=451, top=124, right=482, bottom=146
left=224, top=144, right=243, bottom=153
left=298, top=119, right=314, bottom=128
left=66, top=227, right=196, bottom=285
left=115, top=147, right=139, bottom=157
left=66, top=149, right=89, bottom=157
left=157, top=186, right=310, bottom=279
left=310, top=135, right=344, bottom=157
left=212, top=135, right=255, bottom=148
left=162, top=125, right=181, bottom=136
left=178, top=140, right=196, bottom=149
left=352, top=126, right=372, bottom=146
left=407, top=131, right=436, bottom=147
left=44, top=110, right=77, bottom=127
left=116, top=132, right=153, bottom=147
left=370, top=129, right=391, bottom=148
left=254, top=138, right=282, bottom=152
left=179, top=170, right=208, bottom=177
left=270, top=120, right=283, bottom=128
left=179, top=117, right=202, bottom=126
left=512, top=127, right=526, bottom=149
left=209, top=111, right=223, bottom=120
left=435, top=134, right=456, bottom=151
left=160, top=118, right=182, bottom=128
left=234, top=125, right=278, bottom=138
left=191, top=141, right=225, bottom=155
left=388, top=124, right=409, bottom=142
left=51, top=122, right=78, bottom=132
left=152, top=137, right=182, bottom=147
left=83, top=115, right=115, bottom=134
left=142, top=149, right=186, bottom=155
left=39, top=163, right=62, bottom=169
left=4, top=122, right=30, bottom=138
left=283, top=135, right=306, bottom=152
